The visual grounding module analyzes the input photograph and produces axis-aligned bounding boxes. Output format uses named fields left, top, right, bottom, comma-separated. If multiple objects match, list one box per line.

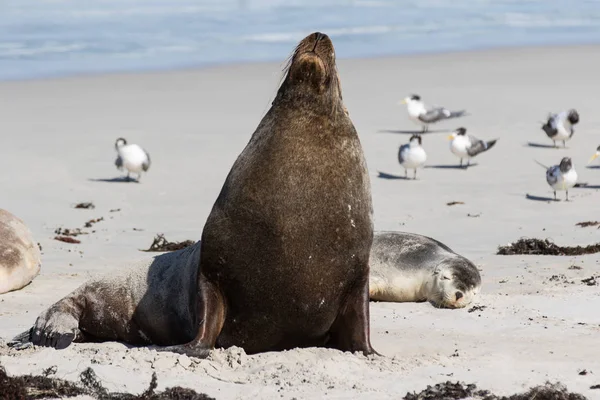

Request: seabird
left=400, top=94, right=466, bottom=133
left=542, top=157, right=577, bottom=201
left=398, top=134, right=427, bottom=179
left=588, top=145, right=600, bottom=165
left=448, top=127, right=497, bottom=168
left=114, top=138, right=151, bottom=181
left=541, top=109, right=579, bottom=147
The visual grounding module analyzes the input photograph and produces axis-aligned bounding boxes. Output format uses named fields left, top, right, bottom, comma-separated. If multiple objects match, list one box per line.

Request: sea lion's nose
left=455, top=291, right=463, bottom=301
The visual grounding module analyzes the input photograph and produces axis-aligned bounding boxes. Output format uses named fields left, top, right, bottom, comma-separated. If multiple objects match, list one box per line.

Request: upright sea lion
left=12, top=32, right=376, bottom=357
left=0, top=209, right=41, bottom=295
left=369, top=232, right=481, bottom=308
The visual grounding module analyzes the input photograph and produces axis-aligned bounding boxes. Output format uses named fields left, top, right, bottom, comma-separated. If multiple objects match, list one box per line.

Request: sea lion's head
left=430, top=259, right=481, bottom=309
left=277, top=32, right=342, bottom=112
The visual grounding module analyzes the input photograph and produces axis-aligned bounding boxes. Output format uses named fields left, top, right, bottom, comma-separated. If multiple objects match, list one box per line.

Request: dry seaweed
left=142, top=234, right=195, bottom=252
left=0, top=363, right=85, bottom=399
left=74, top=202, right=95, bottom=209
left=468, top=305, right=487, bottom=313
left=54, top=227, right=87, bottom=237
left=403, top=381, right=490, bottom=399
left=576, top=221, right=600, bottom=228
left=0, top=363, right=215, bottom=400
left=402, top=381, right=585, bottom=400
left=84, top=217, right=104, bottom=228
left=581, top=276, right=599, bottom=286
left=501, top=382, right=587, bottom=399
left=497, top=238, right=600, bottom=256
left=54, top=236, right=81, bottom=244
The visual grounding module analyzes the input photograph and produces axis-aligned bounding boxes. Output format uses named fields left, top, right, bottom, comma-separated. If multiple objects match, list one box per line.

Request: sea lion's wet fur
left=0, top=209, right=41, bottom=294
left=14, top=33, right=376, bottom=357
left=369, top=232, right=481, bottom=308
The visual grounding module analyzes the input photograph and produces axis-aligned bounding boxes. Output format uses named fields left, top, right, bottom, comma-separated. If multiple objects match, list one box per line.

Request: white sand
left=1, top=45, right=600, bottom=399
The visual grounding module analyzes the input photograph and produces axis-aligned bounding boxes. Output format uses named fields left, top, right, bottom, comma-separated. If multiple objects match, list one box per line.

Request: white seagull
left=114, top=138, right=151, bottom=181
left=541, top=109, right=579, bottom=148
left=541, top=157, right=577, bottom=201
left=400, top=94, right=466, bottom=133
left=448, top=127, right=497, bottom=168
left=588, top=145, right=600, bottom=165
left=398, top=134, right=427, bottom=179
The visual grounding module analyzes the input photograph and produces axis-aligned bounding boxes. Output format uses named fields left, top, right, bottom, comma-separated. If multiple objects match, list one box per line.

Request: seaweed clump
left=142, top=234, right=195, bottom=252
left=402, top=381, right=586, bottom=400
left=0, top=363, right=215, bottom=400
left=497, top=238, right=600, bottom=256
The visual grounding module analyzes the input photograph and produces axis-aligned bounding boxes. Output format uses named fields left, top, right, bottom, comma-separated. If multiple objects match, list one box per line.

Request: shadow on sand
left=586, top=165, right=600, bottom=169
left=525, top=194, right=558, bottom=202
left=377, top=129, right=448, bottom=135
left=376, top=171, right=409, bottom=180
left=88, top=177, right=139, bottom=183
left=425, top=163, right=478, bottom=169
left=574, top=183, right=600, bottom=189
left=526, top=142, right=562, bottom=149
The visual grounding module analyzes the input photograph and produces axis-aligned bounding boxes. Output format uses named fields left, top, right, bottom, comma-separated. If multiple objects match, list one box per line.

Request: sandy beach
left=1, top=44, right=600, bottom=399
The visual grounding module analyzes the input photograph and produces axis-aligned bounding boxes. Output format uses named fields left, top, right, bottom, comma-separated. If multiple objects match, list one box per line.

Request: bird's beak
left=400, top=99, right=407, bottom=105
left=589, top=152, right=599, bottom=164
left=447, top=134, right=455, bottom=140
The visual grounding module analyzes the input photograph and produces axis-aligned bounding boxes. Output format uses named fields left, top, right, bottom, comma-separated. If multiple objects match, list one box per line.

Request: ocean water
left=2, top=0, right=600, bottom=80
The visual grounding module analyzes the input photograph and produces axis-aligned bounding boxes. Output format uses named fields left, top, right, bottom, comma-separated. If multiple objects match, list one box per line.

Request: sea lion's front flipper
left=157, top=276, right=225, bottom=359
left=8, top=329, right=34, bottom=350
left=10, top=297, right=84, bottom=350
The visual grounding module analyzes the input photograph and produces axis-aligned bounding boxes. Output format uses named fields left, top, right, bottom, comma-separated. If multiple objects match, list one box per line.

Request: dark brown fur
left=14, top=32, right=375, bottom=358
left=165, top=31, right=375, bottom=356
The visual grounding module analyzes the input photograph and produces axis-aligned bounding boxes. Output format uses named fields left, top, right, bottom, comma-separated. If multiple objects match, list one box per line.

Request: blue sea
left=2, top=0, right=600, bottom=80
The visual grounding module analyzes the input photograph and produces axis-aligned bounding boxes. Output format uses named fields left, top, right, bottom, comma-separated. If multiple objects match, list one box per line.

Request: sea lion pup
left=369, top=232, right=481, bottom=308
left=0, top=209, right=41, bottom=294
left=13, top=32, right=376, bottom=357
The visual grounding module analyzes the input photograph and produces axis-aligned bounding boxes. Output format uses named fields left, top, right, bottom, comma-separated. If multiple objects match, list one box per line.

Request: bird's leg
left=404, top=169, right=408, bottom=179
left=414, top=169, right=417, bottom=180
left=563, top=140, right=566, bottom=148
left=126, top=172, right=131, bottom=181
left=137, top=173, right=142, bottom=181
left=460, top=159, right=463, bottom=167
left=421, top=126, right=426, bottom=133
left=566, top=190, right=569, bottom=202
left=467, top=159, right=471, bottom=168
left=553, top=191, right=557, bottom=201
left=553, top=141, right=557, bottom=148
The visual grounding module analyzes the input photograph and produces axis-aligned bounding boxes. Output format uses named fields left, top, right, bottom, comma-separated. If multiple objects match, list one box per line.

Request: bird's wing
left=115, top=155, right=123, bottom=170
left=417, top=107, right=450, bottom=123
left=142, top=150, right=151, bottom=172
left=542, top=114, right=558, bottom=138
left=465, top=135, right=486, bottom=156
left=398, top=144, right=409, bottom=164
left=546, top=166, right=559, bottom=186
